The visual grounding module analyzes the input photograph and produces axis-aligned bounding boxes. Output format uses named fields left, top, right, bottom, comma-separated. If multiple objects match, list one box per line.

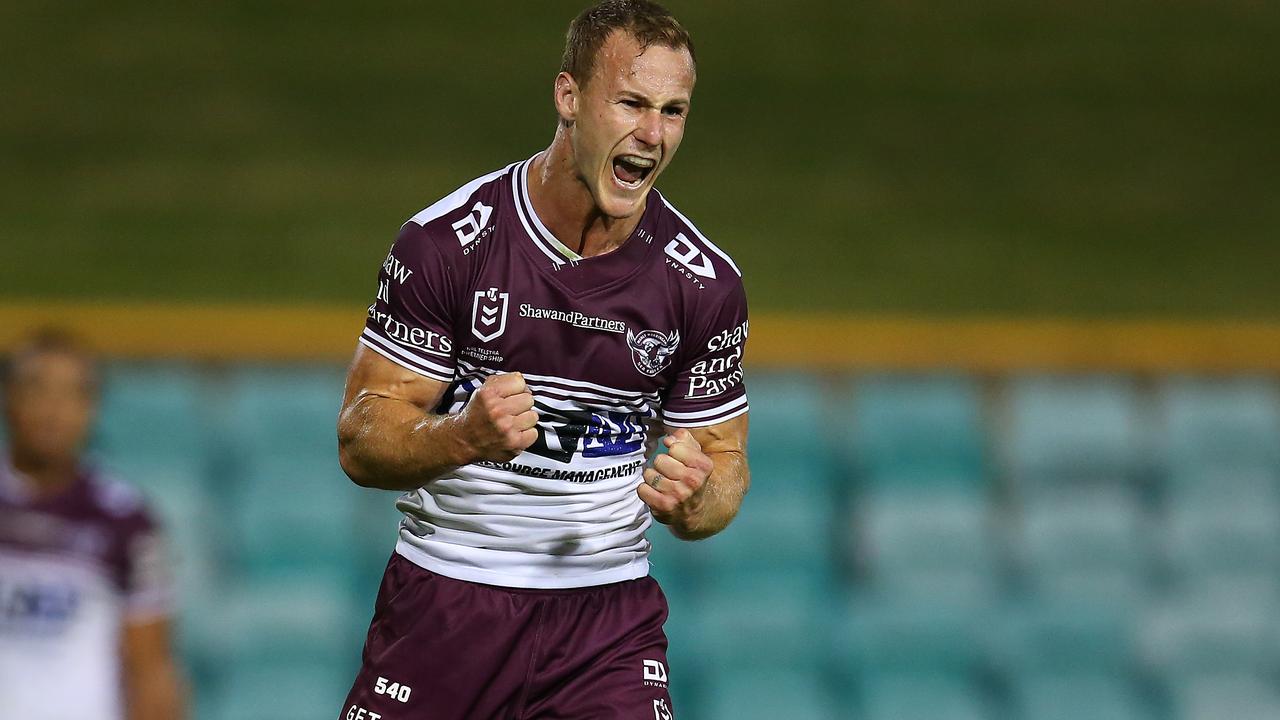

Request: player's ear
left=554, top=72, right=579, bottom=124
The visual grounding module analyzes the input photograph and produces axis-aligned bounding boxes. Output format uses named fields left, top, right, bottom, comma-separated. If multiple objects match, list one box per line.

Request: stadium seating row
left=79, top=364, right=1280, bottom=720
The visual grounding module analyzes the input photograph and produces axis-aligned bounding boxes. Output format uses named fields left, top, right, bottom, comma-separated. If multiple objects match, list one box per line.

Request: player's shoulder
left=651, top=190, right=745, bottom=298
left=84, top=467, right=159, bottom=529
left=395, top=161, right=518, bottom=257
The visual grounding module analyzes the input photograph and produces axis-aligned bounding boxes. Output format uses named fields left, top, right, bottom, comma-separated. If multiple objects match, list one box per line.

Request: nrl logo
left=627, top=329, right=680, bottom=377
left=471, top=287, right=509, bottom=342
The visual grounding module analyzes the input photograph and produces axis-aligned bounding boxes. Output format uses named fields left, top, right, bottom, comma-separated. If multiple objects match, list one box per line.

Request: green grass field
left=2, top=1, right=1277, bottom=317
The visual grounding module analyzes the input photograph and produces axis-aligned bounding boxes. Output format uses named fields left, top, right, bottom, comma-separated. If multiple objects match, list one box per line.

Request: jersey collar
left=512, top=155, right=582, bottom=266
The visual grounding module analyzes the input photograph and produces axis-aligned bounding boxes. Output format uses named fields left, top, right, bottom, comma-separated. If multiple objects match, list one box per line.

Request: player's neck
left=528, top=139, right=644, bottom=259
left=7, top=447, right=80, bottom=498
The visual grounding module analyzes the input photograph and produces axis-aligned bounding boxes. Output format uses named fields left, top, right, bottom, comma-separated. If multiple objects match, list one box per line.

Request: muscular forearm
left=338, top=392, right=473, bottom=491
left=669, top=449, right=749, bottom=541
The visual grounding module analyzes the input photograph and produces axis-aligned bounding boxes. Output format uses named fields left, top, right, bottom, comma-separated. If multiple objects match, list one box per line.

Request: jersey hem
left=394, top=538, right=650, bottom=590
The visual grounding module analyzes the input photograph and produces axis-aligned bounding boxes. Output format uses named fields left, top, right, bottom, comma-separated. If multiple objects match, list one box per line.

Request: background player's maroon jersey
left=359, top=155, right=748, bottom=589
left=0, top=461, right=170, bottom=719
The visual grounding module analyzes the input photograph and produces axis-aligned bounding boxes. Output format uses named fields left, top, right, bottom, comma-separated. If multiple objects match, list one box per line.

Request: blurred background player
left=0, top=330, right=186, bottom=720
left=335, top=1, right=748, bottom=717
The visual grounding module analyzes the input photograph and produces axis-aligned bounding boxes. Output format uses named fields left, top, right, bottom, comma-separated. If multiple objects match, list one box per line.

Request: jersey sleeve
left=121, top=512, right=172, bottom=622
left=358, top=221, right=459, bottom=382
left=661, top=279, right=749, bottom=428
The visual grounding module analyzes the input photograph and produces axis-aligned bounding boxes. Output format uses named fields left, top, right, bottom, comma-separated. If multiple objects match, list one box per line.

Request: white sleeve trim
left=360, top=336, right=454, bottom=383
left=663, top=403, right=749, bottom=428
left=662, top=394, right=748, bottom=421
left=361, top=328, right=455, bottom=377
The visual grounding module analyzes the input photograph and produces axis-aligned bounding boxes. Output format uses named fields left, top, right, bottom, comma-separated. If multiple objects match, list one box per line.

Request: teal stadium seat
left=856, top=489, right=998, bottom=601
left=1012, top=675, right=1152, bottom=720
left=225, top=365, right=347, bottom=458
left=840, top=596, right=992, bottom=678
left=1139, top=590, right=1280, bottom=687
left=1005, top=376, right=1140, bottom=489
left=1015, top=487, right=1150, bottom=602
left=696, top=578, right=838, bottom=672
left=1162, top=491, right=1280, bottom=592
left=743, top=372, right=835, bottom=492
left=994, top=601, right=1150, bottom=719
left=849, top=374, right=986, bottom=489
left=699, top=667, right=838, bottom=720
left=209, top=571, right=364, bottom=667
left=210, top=659, right=353, bottom=720
left=230, top=455, right=364, bottom=576
left=1158, top=377, right=1280, bottom=480
left=94, top=363, right=212, bottom=464
left=1168, top=674, right=1280, bottom=720
left=992, top=600, right=1137, bottom=677
left=687, top=447, right=841, bottom=672
left=861, top=672, right=993, bottom=720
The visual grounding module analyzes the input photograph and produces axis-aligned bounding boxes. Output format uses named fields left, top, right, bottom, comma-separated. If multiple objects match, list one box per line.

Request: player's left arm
left=121, top=617, right=186, bottom=720
left=638, top=412, right=749, bottom=541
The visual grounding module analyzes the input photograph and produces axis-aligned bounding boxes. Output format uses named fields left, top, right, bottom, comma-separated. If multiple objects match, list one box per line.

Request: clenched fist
left=638, top=429, right=715, bottom=528
left=457, top=373, right=539, bottom=462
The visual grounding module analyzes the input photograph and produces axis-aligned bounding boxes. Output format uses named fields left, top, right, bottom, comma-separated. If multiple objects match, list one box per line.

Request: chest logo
left=628, top=329, right=680, bottom=377
left=471, top=287, right=509, bottom=342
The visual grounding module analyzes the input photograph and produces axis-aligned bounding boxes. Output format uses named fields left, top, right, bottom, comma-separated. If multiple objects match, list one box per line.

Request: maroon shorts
left=338, top=553, right=675, bottom=720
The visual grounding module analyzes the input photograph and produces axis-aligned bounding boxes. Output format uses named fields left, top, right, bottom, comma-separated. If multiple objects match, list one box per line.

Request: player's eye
left=663, top=106, right=686, bottom=117
left=621, top=99, right=642, bottom=108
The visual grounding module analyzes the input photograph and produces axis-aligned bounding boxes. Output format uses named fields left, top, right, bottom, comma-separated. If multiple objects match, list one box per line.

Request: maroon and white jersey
left=0, top=460, right=170, bottom=720
left=359, top=155, right=749, bottom=588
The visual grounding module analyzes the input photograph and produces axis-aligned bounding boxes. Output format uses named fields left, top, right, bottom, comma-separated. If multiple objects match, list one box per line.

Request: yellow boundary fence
left=2, top=302, right=1279, bottom=372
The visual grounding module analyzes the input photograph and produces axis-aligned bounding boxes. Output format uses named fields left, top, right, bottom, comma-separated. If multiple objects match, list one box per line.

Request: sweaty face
left=569, top=31, right=695, bottom=219
left=3, top=352, right=96, bottom=466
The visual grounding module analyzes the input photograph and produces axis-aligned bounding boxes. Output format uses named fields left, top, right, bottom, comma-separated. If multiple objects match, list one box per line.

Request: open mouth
left=611, top=154, right=656, bottom=189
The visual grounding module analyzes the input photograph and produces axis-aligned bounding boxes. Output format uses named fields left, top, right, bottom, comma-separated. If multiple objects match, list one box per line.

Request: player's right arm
left=337, top=346, right=539, bottom=491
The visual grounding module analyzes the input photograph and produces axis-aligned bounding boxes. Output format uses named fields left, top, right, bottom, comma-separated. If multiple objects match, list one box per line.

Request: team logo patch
left=653, top=698, right=673, bottom=720
left=628, top=329, right=680, bottom=377
left=471, top=287, right=509, bottom=342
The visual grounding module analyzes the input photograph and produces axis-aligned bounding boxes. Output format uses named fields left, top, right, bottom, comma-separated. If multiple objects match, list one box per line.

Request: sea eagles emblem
left=627, top=329, right=680, bottom=377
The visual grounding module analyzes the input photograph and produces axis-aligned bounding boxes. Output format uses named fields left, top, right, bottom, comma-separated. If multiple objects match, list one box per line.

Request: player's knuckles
left=639, top=486, right=672, bottom=512
left=669, top=443, right=708, bottom=468
left=491, top=414, right=516, bottom=435
left=498, top=372, right=528, bottom=394
left=653, top=454, right=683, bottom=476
left=678, top=469, right=704, bottom=490
left=516, top=410, right=540, bottom=431
left=665, top=442, right=697, bottom=463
